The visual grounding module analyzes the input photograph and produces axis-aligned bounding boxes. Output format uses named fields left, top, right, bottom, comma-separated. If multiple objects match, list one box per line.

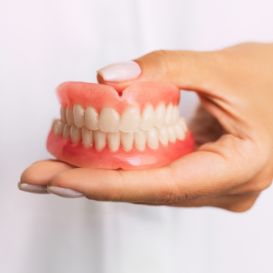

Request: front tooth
left=165, top=103, right=173, bottom=125
left=70, top=125, right=80, bottom=143
left=174, top=122, right=185, bottom=140
left=147, top=128, right=159, bottom=150
left=85, top=107, right=98, bottom=130
left=108, top=132, right=120, bottom=152
left=63, top=124, right=70, bottom=139
left=121, top=132, right=134, bottom=152
left=60, top=107, right=66, bottom=122
left=99, top=107, right=120, bottom=133
left=155, top=103, right=166, bottom=128
left=171, top=106, right=179, bottom=124
left=82, top=128, right=93, bottom=148
left=134, top=131, right=146, bottom=151
left=73, top=104, right=85, bottom=128
left=120, top=107, right=140, bottom=132
left=158, top=127, right=168, bottom=146
left=168, top=126, right=176, bottom=143
left=53, top=120, right=64, bottom=136
left=140, top=104, right=155, bottom=131
left=66, top=108, right=74, bottom=125
left=94, top=131, right=106, bottom=151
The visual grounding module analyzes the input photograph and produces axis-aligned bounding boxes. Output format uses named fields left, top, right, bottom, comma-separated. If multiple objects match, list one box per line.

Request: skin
left=20, top=43, right=273, bottom=212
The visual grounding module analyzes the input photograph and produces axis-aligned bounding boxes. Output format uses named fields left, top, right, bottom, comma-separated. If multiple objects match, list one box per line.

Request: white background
left=0, top=0, right=273, bottom=273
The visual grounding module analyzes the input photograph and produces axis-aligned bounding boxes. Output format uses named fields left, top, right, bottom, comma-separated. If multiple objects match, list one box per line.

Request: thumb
left=97, top=50, right=220, bottom=93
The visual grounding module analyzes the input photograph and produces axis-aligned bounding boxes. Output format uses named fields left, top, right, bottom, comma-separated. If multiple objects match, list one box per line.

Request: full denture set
left=47, top=81, right=194, bottom=169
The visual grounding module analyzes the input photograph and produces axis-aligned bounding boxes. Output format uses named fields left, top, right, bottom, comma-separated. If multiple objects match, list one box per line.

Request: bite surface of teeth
left=70, top=125, right=80, bottom=143
left=85, top=107, right=98, bottom=130
left=147, top=128, right=159, bottom=150
left=82, top=128, right=93, bottom=148
left=121, top=132, right=134, bottom=151
left=73, top=104, right=85, bottom=128
left=99, top=107, right=120, bottom=133
left=158, top=127, right=168, bottom=146
left=154, top=103, right=166, bottom=128
left=94, top=131, right=106, bottom=151
left=66, top=108, right=74, bottom=126
left=134, top=131, right=146, bottom=151
left=120, top=107, right=141, bottom=132
left=168, top=126, right=176, bottom=143
left=140, top=104, right=155, bottom=131
left=108, top=132, right=120, bottom=152
left=63, top=124, right=70, bottom=139
left=53, top=120, right=64, bottom=136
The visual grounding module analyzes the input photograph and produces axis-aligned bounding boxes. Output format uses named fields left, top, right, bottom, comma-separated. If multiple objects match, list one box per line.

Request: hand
left=19, top=43, right=273, bottom=212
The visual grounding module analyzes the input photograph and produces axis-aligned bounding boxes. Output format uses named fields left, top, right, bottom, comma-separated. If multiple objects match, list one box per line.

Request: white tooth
left=179, top=118, right=188, bottom=131
left=120, top=107, right=140, bottom=132
left=165, top=103, right=173, bottom=125
left=140, top=104, right=155, bottom=131
left=108, top=132, right=120, bottom=152
left=134, top=131, right=146, bottom=151
left=155, top=103, right=166, bottom=128
left=174, top=122, right=186, bottom=140
left=73, top=104, right=85, bottom=128
left=94, top=131, right=106, bottom=151
left=171, top=106, right=179, bottom=124
left=66, top=107, right=74, bottom=125
left=53, top=120, right=64, bottom=136
left=82, top=128, right=93, bottom=148
left=158, top=127, right=168, bottom=146
left=70, top=125, right=80, bottom=143
left=60, top=107, right=66, bottom=122
left=99, top=107, right=120, bottom=133
left=147, top=128, right=159, bottom=150
left=85, top=107, right=98, bottom=130
left=121, top=132, right=134, bottom=152
left=168, top=126, right=176, bottom=143
left=63, top=124, right=70, bottom=139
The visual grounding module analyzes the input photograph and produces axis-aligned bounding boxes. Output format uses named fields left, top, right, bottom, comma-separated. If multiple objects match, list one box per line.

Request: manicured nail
left=97, top=61, right=141, bottom=82
left=18, top=183, right=48, bottom=194
left=47, top=186, right=84, bottom=198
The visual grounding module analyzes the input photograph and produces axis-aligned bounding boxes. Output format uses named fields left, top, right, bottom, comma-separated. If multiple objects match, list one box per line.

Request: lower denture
left=47, top=81, right=195, bottom=169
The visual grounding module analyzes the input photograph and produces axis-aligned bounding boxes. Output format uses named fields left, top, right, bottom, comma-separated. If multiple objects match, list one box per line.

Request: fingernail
left=97, top=61, right=141, bottom=82
left=18, top=183, right=48, bottom=194
left=47, top=186, right=84, bottom=198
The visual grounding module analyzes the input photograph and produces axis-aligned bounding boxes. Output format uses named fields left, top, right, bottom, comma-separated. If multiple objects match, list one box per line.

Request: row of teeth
left=52, top=118, right=187, bottom=152
left=60, top=103, right=181, bottom=133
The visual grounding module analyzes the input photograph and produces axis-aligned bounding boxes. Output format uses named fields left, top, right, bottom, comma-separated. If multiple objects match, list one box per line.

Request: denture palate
left=52, top=103, right=188, bottom=152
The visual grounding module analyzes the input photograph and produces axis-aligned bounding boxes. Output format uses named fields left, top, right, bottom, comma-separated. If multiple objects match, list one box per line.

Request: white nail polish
left=47, top=186, right=83, bottom=198
left=98, top=61, right=141, bottom=82
left=18, top=183, right=48, bottom=194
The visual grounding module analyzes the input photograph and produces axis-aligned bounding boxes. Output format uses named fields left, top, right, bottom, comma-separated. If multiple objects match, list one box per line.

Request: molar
left=99, top=107, right=120, bottom=133
left=66, top=108, right=74, bottom=126
left=174, top=122, right=185, bottom=140
left=73, top=104, right=85, bottom=128
left=60, top=107, right=66, bottom=123
left=120, top=107, right=141, bottom=132
left=63, top=124, right=70, bottom=139
left=85, top=107, right=99, bottom=130
left=53, top=120, right=64, bottom=136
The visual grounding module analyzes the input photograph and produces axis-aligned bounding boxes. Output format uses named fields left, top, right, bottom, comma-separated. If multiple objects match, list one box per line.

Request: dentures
left=47, top=81, right=194, bottom=169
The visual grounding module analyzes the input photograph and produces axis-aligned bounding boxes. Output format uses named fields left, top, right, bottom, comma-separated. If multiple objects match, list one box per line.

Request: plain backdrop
left=0, top=0, right=273, bottom=273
